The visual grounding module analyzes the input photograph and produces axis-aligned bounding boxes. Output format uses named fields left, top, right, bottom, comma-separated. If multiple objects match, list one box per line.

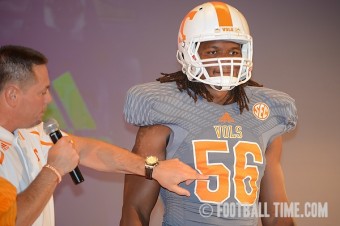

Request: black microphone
left=43, top=118, right=84, bottom=185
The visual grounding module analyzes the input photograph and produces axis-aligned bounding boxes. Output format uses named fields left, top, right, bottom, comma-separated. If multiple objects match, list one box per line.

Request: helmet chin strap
left=186, top=67, right=243, bottom=91
left=210, top=84, right=235, bottom=91
left=205, top=75, right=238, bottom=91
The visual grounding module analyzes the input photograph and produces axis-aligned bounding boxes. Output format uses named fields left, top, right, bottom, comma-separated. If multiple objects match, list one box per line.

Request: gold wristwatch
left=145, top=156, right=159, bottom=180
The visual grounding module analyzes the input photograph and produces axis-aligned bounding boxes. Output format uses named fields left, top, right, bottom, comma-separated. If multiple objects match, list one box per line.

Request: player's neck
left=205, top=86, right=231, bottom=105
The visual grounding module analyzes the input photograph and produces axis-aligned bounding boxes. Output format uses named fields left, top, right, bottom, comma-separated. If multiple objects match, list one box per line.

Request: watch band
left=145, top=166, right=154, bottom=180
left=145, top=156, right=159, bottom=180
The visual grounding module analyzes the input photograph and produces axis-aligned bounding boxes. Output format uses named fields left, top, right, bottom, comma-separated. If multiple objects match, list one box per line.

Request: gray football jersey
left=124, top=82, right=297, bottom=226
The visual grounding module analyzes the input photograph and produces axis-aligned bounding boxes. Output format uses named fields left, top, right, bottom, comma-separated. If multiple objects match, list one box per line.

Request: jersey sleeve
left=258, top=88, right=298, bottom=145
left=272, top=90, right=297, bottom=133
left=124, top=82, right=163, bottom=126
left=284, top=96, right=297, bottom=132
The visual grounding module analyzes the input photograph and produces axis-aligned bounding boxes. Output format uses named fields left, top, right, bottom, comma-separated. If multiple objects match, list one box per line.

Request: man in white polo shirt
left=0, top=45, right=207, bottom=226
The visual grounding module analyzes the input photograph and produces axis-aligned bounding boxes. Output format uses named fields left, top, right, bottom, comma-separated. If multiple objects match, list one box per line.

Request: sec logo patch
left=252, top=102, right=270, bottom=120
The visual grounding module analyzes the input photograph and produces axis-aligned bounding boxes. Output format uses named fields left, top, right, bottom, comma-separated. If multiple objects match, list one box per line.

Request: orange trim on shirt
left=40, top=140, right=53, bottom=146
left=0, top=152, right=4, bottom=165
left=0, top=140, right=11, bottom=146
left=30, top=131, right=40, bottom=136
left=17, top=131, right=25, bottom=141
left=0, top=140, right=11, bottom=151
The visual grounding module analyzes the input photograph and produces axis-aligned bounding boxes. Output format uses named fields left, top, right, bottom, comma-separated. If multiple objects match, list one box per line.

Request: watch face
left=146, top=156, right=158, bottom=165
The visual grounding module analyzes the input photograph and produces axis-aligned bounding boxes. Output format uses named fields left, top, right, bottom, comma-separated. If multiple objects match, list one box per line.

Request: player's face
left=198, top=40, right=242, bottom=78
left=17, top=64, right=52, bottom=128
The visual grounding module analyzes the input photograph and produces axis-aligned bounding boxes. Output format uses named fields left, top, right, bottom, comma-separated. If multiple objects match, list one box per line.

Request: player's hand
left=152, top=158, right=209, bottom=196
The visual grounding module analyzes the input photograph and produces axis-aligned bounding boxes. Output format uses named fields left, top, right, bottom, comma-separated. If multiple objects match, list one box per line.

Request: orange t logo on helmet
left=178, top=10, right=197, bottom=43
left=179, top=2, right=233, bottom=44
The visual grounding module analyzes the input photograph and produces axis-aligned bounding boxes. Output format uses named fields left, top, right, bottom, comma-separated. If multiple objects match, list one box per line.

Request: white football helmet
left=176, top=2, right=253, bottom=91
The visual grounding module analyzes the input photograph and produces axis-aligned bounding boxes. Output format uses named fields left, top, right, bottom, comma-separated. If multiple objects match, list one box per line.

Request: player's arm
left=259, top=136, right=295, bottom=226
left=120, top=125, right=170, bottom=226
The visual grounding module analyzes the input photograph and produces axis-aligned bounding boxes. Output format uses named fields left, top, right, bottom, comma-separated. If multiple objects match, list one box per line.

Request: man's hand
left=152, top=158, right=209, bottom=196
left=47, top=137, right=79, bottom=177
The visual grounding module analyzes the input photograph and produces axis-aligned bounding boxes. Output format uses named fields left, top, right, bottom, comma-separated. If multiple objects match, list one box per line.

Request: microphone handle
left=49, top=130, right=84, bottom=184
left=70, top=166, right=84, bottom=184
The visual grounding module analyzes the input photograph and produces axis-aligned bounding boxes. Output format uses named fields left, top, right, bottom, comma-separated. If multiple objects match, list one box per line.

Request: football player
left=120, top=2, right=297, bottom=226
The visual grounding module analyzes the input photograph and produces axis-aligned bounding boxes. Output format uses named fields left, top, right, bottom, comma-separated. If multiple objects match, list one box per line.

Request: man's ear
left=4, top=85, right=20, bottom=107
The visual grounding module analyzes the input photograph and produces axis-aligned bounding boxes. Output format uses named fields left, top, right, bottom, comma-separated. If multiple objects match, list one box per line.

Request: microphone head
left=43, top=118, right=59, bottom=134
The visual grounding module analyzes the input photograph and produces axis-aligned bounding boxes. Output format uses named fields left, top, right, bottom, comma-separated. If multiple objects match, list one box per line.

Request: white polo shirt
left=0, top=122, right=55, bottom=226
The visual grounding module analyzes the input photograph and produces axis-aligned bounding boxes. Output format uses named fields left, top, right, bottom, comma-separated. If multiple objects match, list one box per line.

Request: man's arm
left=16, top=167, right=58, bottom=226
left=259, top=136, right=295, bottom=226
left=71, top=128, right=207, bottom=196
left=120, top=125, right=169, bottom=226
left=16, top=137, right=79, bottom=226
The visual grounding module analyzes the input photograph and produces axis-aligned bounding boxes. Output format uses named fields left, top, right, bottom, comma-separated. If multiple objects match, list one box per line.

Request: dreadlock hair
left=157, top=71, right=263, bottom=114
